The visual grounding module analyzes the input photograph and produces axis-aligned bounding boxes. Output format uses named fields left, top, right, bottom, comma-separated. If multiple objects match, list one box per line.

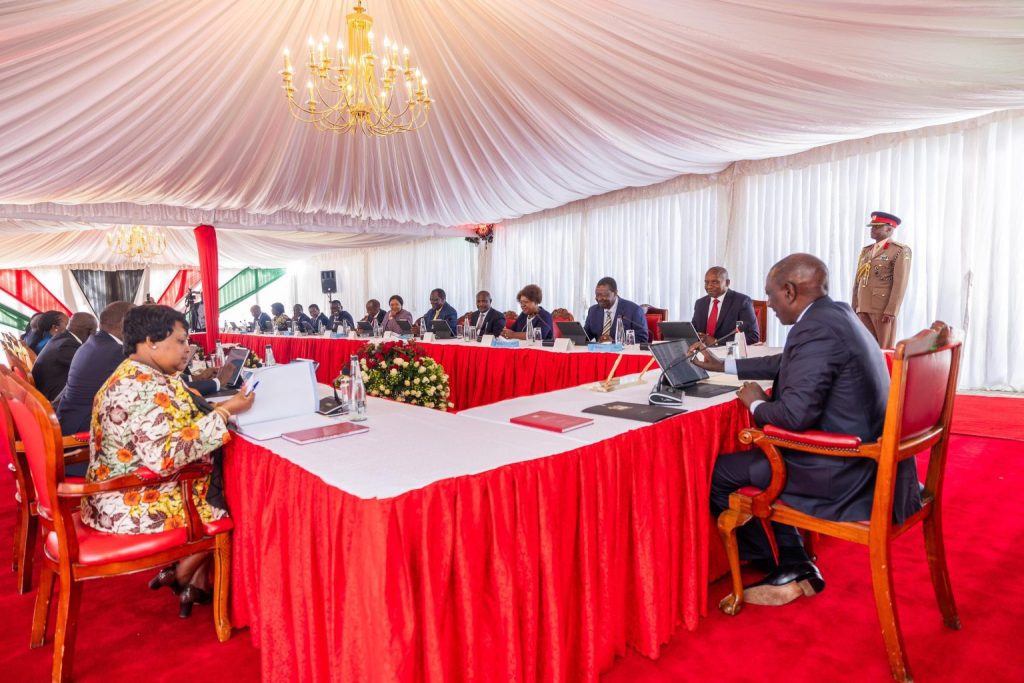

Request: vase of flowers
left=354, top=340, right=453, bottom=410
left=244, top=351, right=264, bottom=369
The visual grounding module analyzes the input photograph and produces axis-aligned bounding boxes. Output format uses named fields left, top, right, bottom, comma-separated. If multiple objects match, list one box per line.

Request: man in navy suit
left=56, top=301, right=135, bottom=435
left=31, top=312, right=97, bottom=402
left=422, top=288, right=459, bottom=335
left=328, top=299, right=355, bottom=330
left=307, top=304, right=332, bottom=333
left=249, top=304, right=272, bottom=332
left=691, top=267, right=760, bottom=345
left=467, top=290, right=506, bottom=338
left=691, top=254, right=920, bottom=606
left=583, top=277, right=649, bottom=343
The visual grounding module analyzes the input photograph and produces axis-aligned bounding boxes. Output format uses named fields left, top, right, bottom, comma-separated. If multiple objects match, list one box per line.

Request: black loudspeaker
left=320, top=270, right=337, bottom=294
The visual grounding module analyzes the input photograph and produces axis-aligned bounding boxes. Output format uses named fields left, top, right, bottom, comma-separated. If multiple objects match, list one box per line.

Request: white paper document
left=233, top=362, right=320, bottom=437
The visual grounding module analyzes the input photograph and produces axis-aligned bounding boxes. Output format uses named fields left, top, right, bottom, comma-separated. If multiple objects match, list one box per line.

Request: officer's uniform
left=851, top=211, right=911, bottom=349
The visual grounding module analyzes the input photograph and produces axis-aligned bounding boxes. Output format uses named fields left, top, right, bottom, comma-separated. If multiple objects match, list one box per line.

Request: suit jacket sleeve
left=442, top=305, right=458, bottom=333
left=627, top=303, right=649, bottom=343
left=737, top=296, right=760, bottom=344
left=735, top=354, right=782, bottom=380
left=885, top=245, right=912, bottom=316
left=487, top=312, right=506, bottom=337
left=751, top=324, right=847, bottom=431
left=691, top=299, right=705, bottom=334
left=187, top=378, right=219, bottom=396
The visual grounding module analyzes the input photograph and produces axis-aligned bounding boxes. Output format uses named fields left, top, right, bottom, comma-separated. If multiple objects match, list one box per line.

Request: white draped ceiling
left=1, top=0, right=1024, bottom=248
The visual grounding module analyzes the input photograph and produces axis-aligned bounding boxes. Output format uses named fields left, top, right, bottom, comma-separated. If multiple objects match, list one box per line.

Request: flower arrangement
left=354, top=340, right=453, bottom=410
left=244, top=351, right=263, bottom=369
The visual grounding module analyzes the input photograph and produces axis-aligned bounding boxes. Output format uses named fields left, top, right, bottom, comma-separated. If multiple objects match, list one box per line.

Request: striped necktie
left=601, top=310, right=613, bottom=337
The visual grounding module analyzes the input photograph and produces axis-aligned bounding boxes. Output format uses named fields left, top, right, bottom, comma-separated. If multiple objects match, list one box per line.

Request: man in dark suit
left=56, top=301, right=135, bottom=435
left=691, top=254, right=920, bottom=606
left=361, top=299, right=387, bottom=327
left=291, top=304, right=313, bottom=333
left=250, top=304, right=272, bottom=332
left=582, top=276, right=649, bottom=343
left=328, top=299, right=355, bottom=330
left=422, top=288, right=458, bottom=335
left=31, top=312, right=97, bottom=402
left=691, top=267, right=760, bottom=345
left=307, top=304, right=331, bottom=333
left=467, top=290, right=506, bottom=338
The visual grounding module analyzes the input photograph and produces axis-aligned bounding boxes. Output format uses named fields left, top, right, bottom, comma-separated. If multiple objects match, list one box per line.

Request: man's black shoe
left=743, top=560, right=825, bottom=606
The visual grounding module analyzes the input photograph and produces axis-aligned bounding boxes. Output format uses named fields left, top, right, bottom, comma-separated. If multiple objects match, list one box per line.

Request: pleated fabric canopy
left=0, top=0, right=1023, bottom=242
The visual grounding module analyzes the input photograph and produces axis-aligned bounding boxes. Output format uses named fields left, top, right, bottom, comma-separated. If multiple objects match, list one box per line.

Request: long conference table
left=192, top=331, right=765, bottom=681
left=193, top=331, right=660, bottom=411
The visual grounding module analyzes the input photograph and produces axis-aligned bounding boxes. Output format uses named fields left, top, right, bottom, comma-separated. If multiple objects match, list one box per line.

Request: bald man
left=691, top=254, right=921, bottom=606
left=31, top=312, right=98, bottom=402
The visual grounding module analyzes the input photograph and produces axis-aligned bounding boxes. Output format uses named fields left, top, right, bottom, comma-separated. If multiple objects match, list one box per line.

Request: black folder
left=581, top=401, right=687, bottom=423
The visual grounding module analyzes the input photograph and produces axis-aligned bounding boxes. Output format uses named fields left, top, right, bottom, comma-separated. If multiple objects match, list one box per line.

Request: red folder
left=509, top=411, right=593, bottom=433
left=281, top=421, right=369, bottom=445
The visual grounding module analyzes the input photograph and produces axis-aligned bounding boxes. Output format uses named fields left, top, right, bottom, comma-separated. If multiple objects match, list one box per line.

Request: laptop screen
left=647, top=340, right=709, bottom=388
left=222, top=347, right=250, bottom=387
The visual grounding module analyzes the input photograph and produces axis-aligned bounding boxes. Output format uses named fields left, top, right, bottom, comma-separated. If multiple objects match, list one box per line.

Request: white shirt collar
left=603, top=297, right=619, bottom=319
left=795, top=300, right=814, bottom=324
left=711, top=288, right=729, bottom=304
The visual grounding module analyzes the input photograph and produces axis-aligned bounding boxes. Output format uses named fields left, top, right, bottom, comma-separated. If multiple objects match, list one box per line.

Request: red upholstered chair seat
left=45, top=512, right=233, bottom=566
left=646, top=314, right=663, bottom=341
left=762, top=424, right=862, bottom=449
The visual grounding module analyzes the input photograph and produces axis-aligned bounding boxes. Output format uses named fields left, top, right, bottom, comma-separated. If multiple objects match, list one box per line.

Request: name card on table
left=422, top=332, right=436, bottom=342
left=323, top=329, right=332, bottom=338
left=587, top=343, right=624, bottom=353
left=552, top=338, right=573, bottom=352
left=480, top=334, right=495, bottom=346
left=492, top=338, right=520, bottom=348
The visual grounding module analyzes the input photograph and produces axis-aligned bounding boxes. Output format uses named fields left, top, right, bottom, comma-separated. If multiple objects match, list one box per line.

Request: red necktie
left=707, top=298, right=719, bottom=338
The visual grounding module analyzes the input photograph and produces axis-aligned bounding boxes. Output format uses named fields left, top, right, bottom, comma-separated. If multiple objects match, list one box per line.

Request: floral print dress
left=80, top=359, right=230, bottom=534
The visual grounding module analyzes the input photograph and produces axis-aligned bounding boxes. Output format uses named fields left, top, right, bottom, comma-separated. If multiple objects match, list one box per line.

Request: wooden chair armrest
left=746, top=425, right=880, bottom=460
left=14, top=433, right=90, bottom=455
left=56, top=462, right=213, bottom=498
left=63, top=448, right=90, bottom=465
left=738, top=428, right=788, bottom=517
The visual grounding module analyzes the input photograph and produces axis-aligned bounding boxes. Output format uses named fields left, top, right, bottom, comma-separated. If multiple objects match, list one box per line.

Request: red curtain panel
left=194, top=225, right=219, bottom=351
left=157, top=268, right=201, bottom=306
left=0, top=269, right=71, bottom=316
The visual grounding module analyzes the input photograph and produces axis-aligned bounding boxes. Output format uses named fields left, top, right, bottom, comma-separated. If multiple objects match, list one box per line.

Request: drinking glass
left=532, top=327, right=543, bottom=343
left=625, top=330, right=636, bottom=346
left=457, top=324, right=464, bottom=340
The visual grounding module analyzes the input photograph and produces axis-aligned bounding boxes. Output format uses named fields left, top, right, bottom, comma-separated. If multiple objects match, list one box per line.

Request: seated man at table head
left=583, top=276, right=649, bottom=343
left=31, top=311, right=97, bottom=403
left=383, top=295, right=414, bottom=334
left=56, top=301, right=135, bottom=436
left=691, top=266, right=760, bottom=345
left=307, top=304, right=331, bottom=333
left=362, top=299, right=387, bottom=326
left=690, top=253, right=918, bottom=606
left=422, top=288, right=458, bottom=335
left=502, top=284, right=553, bottom=340
left=82, top=303, right=254, bottom=617
left=292, top=304, right=313, bottom=332
left=250, top=304, right=271, bottom=332
left=328, top=299, right=355, bottom=330
left=270, top=302, right=290, bottom=331
left=468, top=290, right=506, bottom=338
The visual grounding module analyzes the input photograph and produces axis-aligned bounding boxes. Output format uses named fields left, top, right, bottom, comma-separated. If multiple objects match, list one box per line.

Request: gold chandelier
left=106, top=225, right=167, bottom=263
left=279, top=0, right=433, bottom=137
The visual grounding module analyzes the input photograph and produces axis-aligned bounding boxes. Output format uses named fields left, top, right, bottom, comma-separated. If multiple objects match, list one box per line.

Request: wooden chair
left=550, top=309, right=574, bottom=338
left=0, top=367, right=88, bottom=594
left=4, top=346, right=35, bottom=386
left=716, top=321, right=962, bottom=682
left=642, top=305, right=668, bottom=341
left=751, top=300, right=768, bottom=342
left=0, top=371, right=234, bottom=682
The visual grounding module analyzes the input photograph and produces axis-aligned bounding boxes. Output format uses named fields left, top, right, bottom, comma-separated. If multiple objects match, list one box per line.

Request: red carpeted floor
left=2, top=398, right=1022, bottom=682
left=950, top=394, right=1024, bottom=441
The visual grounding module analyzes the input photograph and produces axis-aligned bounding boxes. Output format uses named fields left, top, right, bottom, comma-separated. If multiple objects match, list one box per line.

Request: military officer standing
left=851, top=211, right=911, bottom=348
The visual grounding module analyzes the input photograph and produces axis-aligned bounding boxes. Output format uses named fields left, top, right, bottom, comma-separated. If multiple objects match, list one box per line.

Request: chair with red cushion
left=504, top=311, right=517, bottom=329
left=550, top=308, right=574, bottom=338
left=751, top=300, right=769, bottom=342
left=716, top=321, right=962, bottom=683
left=0, top=370, right=233, bottom=683
left=642, top=306, right=667, bottom=341
left=0, top=367, right=88, bottom=594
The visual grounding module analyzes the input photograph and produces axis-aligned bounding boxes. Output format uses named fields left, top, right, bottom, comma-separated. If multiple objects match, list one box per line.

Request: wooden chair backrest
left=872, top=321, right=961, bottom=524
left=3, top=347, right=34, bottom=385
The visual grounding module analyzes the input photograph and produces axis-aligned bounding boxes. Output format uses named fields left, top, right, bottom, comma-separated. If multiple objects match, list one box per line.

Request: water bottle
left=615, top=317, right=625, bottom=345
left=526, top=316, right=534, bottom=344
left=290, top=320, right=297, bottom=335
left=264, top=344, right=276, bottom=366
left=416, top=318, right=425, bottom=338
left=349, top=354, right=367, bottom=420
left=214, top=342, right=225, bottom=368
left=735, top=321, right=748, bottom=359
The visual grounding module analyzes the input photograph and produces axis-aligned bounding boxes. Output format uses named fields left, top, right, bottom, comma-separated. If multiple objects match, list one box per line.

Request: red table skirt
left=205, top=333, right=657, bottom=411
left=222, top=400, right=750, bottom=682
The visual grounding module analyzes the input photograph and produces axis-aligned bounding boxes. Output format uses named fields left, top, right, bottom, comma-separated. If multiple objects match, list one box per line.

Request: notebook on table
left=581, top=401, right=686, bottom=423
left=509, top=411, right=593, bottom=433
left=281, top=421, right=368, bottom=445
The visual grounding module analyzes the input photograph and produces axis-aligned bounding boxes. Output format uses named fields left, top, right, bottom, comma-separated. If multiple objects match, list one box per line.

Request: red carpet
left=950, top=394, right=1024, bottom=441
left=2, top=400, right=1022, bottom=682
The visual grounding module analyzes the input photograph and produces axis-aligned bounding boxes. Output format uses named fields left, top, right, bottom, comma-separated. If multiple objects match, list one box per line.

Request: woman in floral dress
left=82, top=305, right=254, bottom=617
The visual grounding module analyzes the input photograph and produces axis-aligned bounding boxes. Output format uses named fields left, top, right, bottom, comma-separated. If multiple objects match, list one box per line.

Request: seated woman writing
left=501, top=284, right=553, bottom=341
left=80, top=305, right=254, bottom=617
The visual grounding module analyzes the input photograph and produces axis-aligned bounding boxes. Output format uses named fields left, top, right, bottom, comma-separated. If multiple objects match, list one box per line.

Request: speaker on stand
left=320, top=270, right=337, bottom=324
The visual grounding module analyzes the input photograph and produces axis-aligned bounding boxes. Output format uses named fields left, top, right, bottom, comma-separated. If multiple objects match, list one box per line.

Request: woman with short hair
left=382, top=295, right=414, bottom=334
left=81, top=304, right=255, bottom=617
left=502, top=284, right=553, bottom=341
